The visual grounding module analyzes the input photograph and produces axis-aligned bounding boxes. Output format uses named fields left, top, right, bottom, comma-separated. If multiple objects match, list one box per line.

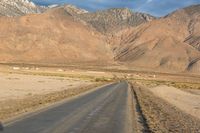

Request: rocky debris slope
left=62, top=4, right=88, bottom=15
left=78, top=8, right=155, bottom=34
left=0, top=0, right=45, bottom=16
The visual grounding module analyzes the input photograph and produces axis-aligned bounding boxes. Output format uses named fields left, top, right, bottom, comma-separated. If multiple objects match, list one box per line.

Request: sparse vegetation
left=94, top=77, right=113, bottom=82
left=131, top=82, right=200, bottom=132
left=0, top=83, right=104, bottom=122
left=0, top=70, right=114, bottom=122
left=134, top=79, right=200, bottom=90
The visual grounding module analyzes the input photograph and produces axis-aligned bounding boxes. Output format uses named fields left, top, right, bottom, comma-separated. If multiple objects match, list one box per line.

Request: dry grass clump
left=94, top=77, right=114, bottom=82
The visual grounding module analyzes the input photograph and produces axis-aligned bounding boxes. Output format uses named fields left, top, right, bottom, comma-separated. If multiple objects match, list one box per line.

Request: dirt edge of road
left=130, top=82, right=200, bottom=133
left=129, top=83, right=151, bottom=133
left=0, top=83, right=106, bottom=123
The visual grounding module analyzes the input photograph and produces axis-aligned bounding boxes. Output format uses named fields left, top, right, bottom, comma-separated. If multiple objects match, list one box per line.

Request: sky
left=32, top=0, right=200, bottom=17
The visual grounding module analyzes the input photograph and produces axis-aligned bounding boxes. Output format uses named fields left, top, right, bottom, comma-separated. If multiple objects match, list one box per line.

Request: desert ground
left=0, top=64, right=200, bottom=132
left=0, top=73, right=91, bottom=101
left=0, top=65, right=114, bottom=122
left=148, top=85, right=200, bottom=119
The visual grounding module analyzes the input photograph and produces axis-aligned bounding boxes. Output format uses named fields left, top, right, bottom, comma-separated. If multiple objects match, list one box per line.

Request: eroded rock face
left=62, top=4, right=88, bottom=15
left=110, top=4, right=200, bottom=73
left=53, top=6, right=155, bottom=34
left=0, top=0, right=46, bottom=16
left=165, top=5, right=200, bottom=51
left=77, top=8, right=155, bottom=34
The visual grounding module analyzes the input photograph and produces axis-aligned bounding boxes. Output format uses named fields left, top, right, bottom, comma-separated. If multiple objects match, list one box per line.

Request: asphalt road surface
left=1, top=81, right=134, bottom=133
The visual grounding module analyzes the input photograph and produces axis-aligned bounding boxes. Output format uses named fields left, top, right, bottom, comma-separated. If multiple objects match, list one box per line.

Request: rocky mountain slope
left=113, top=4, right=200, bottom=73
left=0, top=0, right=45, bottom=16
left=53, top=5, right=155, bottom=34
left=0, top=7, right=113, bottom=64
left=179, top=5, right=200, bottom=51
left=78, top=8, right=155, bottom=34
left=62, top=4, right=88, bottom=15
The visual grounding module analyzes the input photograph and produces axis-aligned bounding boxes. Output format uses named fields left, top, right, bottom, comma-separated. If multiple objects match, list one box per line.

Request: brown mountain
left=0, top=4, right=154, bottom=66
left=113, top=4, right=200, bottom=73
left=0, top=7, right=113, bottom=65
left=0, top=2, right=200, bottom=74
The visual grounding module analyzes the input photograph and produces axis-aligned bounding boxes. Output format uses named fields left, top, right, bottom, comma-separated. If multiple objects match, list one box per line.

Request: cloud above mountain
left=32, top=0, right=200, bottom=16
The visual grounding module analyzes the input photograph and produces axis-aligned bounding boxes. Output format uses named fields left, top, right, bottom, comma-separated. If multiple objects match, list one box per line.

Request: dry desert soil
left=0, top=72, right=104, bottom=122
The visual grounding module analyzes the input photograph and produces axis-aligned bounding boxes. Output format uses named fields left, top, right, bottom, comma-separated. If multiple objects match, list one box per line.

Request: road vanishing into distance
left=2, top=82, right=134, bottom=133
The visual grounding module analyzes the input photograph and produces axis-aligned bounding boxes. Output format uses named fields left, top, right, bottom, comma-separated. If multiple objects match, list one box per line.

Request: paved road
left=2, top=82, right=133, bottom=133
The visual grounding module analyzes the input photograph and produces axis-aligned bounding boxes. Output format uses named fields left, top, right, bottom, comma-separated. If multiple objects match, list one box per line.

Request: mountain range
left=0, top=0, right=200, bottom=74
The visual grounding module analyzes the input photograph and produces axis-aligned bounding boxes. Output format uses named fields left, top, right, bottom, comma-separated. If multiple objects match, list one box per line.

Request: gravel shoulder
left=131, top=82, right=200, bottom=133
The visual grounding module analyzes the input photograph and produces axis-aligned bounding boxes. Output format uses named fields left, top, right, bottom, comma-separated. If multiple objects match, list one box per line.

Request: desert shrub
left=94, top=77, right=112, bottom=82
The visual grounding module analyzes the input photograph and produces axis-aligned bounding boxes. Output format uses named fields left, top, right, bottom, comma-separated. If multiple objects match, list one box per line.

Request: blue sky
left=32, top=0, right=200, bottom=16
